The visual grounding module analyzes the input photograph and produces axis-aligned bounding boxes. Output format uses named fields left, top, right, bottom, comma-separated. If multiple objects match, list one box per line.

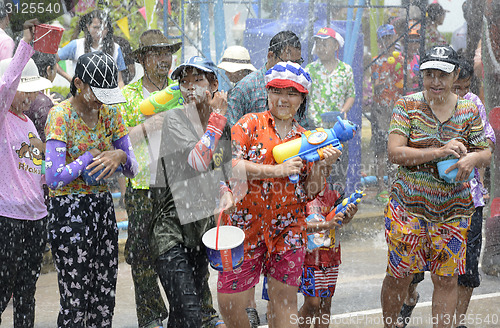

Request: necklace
left=144, top=72, right=168, bottom=92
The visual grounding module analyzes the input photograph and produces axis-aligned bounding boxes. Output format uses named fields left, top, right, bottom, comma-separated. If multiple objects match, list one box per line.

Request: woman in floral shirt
left=45, top=52, right=137, bottom=327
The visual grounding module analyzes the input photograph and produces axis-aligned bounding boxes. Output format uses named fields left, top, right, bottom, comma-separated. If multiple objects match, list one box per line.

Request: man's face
left=269, top=46, right=303, bottom=67
left=143, top=48, right=173, bottom=78
left=315, top=38, right=339, bottom=62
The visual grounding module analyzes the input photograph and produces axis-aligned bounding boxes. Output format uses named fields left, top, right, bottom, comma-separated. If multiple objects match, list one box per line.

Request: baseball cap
left=171, top=56, right=218, bottom=80
left=217, top=46, right=257, bottom=73
left=265, top=61, right=312, bottom=94
left=419, top=46, right=459, bottom=73
left=74, top=51, right=126, bottom=105
left=0, top=58, right=52, bottom=92
left=313, top=27, right=345, bottom=48
left=377, top=24, right=395, bottom=40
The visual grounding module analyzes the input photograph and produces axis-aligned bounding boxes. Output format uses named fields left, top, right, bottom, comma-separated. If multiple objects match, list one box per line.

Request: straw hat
left=132, top=29, right=182, bottom=59
left=217, top=46, right=256, bottom=73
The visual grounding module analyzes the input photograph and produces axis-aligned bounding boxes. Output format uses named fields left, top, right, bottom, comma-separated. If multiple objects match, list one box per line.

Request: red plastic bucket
left=34, top=24, right=64, bottom=54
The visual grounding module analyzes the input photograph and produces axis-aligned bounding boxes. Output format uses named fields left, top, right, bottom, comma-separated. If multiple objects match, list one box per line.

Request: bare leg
left=218, top=288, right=254, bottom=328
left=267, top=276, right=299, bottom=328
left=316, top=297, right=332, bottom=328
left=455, top=285, right=474, bottom=326
left=381, top=274, right=414, bottom=328
left=430, top=273, right=458, bottom=328
left=396, top=281, right=420, bottom=328
left=298, top=295, right=321, bottom=328
left=248, top=286, right=257, bottom=308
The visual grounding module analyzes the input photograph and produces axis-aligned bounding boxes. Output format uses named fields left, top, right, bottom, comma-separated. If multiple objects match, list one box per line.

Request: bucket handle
left=215, top=211, right=223, bottom=250
left=34, top=30, right=52, bottom=43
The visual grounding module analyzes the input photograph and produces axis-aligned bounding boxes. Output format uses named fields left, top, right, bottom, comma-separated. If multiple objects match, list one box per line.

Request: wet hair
left=458, top=58, right=474, bottom=80
left=74, top=10, right=115, bottom=57
left=69, top=76, right=78, bottom=96
left=269, top=31, right=301, bottom=57
left=31, top=52, right=57, bottom=79
left=0, top=2, right=7, bottom=20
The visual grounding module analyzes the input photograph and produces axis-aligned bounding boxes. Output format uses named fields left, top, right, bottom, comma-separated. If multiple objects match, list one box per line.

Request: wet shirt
left=372, top=55, right=405, bottom=129
left=0, top=40, right=47, bottom=221
left=149, top=108, right=231, bottom=259
left=305, top=60, right=356, bottom=127
left=118, top=77, right=174, bottom=189
left=463, top=92, right=496, bottom=207
left=45, top=99, right=128, bottom=196
left=425, top=24, right=447, bottom=48
left=389, top=92, right=489, bottom=223
left=303, top=188, right=342, bottom=268
left=227, top=110, right=311, bottom=258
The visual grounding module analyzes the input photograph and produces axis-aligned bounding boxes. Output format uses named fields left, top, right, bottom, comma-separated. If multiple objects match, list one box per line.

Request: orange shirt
left=226, top=111, right=311, bottom=258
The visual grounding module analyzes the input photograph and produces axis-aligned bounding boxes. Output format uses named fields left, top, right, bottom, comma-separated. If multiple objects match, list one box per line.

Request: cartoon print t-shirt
left=45, top=99, right=128, bottom=197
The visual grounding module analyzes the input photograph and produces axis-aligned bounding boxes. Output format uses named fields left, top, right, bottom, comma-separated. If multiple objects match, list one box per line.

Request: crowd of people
left=0, top=2, right=497, bottom=328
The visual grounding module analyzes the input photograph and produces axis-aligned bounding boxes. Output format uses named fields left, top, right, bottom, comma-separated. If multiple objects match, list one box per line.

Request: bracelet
left=215, top=321, right=225, bottom=327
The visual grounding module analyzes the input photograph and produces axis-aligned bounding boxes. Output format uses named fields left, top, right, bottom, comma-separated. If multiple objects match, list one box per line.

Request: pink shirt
left=0, top=28, right=14, bottom=60
left=0, top=40, right=47, bottom=220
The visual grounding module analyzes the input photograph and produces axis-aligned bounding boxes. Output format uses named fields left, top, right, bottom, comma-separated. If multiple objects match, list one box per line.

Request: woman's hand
left=325, top=212, right=344, bottom=230
left=313, top=146, right=342, bottom=177
left=86, top=149, right=126, bottom=181
left=207, top=90, right=228, bottom=116
left=275, top=157, right=304, bottom=178
left=219, top=191, right=236, bottom=215
left=445, top=152, right=476, bottom=182
left=22, top=19, right=39, bottom=44
left=441, top=139, right=468, bottom=159
left=342, top=203, right=358, bottom=226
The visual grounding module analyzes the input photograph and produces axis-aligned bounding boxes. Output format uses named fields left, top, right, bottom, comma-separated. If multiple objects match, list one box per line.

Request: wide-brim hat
left=132, top=29, right=182, bottom=59
left=217, top=46, right=256, bottom=73
left=0, top=58, right=52, bottom=92
left=75, top=51, right=126, bottom=105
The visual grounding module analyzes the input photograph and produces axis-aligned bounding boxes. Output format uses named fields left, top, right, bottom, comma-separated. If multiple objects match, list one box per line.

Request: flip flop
left=396, top=293, right=419, bottom=328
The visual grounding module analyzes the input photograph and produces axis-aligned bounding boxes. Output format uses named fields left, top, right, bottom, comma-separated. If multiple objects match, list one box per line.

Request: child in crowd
left=298, top=184, right=358, bottom=328
left=306, top=27, right=355, bottom=190
left=149, top=56, right=232, bottom=328
left=0, top=20, right=52, bottom=328
left=217, top=61, right=340, bottom=328
left=371, top=24, right=404, bottom=202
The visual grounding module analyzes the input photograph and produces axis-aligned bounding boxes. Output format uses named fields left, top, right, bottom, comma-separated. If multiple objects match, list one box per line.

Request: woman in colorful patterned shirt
left=380, top=46, right=491, bottom=328
left=218, top=62, right=340, bottom=328
left=45, top=51, right=138, bottom=327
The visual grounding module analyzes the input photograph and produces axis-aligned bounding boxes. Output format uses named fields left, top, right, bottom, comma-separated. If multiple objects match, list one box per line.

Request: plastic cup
left=34, top=24, right=64, bottom=54
left=202, top=225, right=245, bottom=272
left=437, top=159, right=474, bottom=184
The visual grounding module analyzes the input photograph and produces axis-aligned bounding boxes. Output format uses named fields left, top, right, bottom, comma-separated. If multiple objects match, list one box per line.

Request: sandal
left=396, top=293, right=419, bottom=328
left=246, top=307, right=260, bottom=328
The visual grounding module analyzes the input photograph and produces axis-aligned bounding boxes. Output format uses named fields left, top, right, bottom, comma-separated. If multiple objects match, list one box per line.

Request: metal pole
left=306, top=0, right=316, bottom=65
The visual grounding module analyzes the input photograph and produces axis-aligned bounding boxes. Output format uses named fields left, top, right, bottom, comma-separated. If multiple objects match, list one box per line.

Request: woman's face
left=11, top=91, right=38, bottom=112
left=452, top=76, right=471, bottom=98
left=267, top=87, right=304, bottom=121
left=87, top=17, right=108, bottom=43
left=77, top=80, right=102, bottom=108
left=179, top=68, right=216, bottom=105
left=422, top=68, right=459, bottom=102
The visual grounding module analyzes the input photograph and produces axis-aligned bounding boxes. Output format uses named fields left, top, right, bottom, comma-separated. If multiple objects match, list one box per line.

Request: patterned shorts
left=299, top=265, right=339, bottom=298
left=385, top=198, right=469, bottom=277
left=217, top=246, right=305, bottom=293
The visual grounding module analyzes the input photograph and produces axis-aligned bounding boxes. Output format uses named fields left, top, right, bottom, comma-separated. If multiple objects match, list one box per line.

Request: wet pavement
left=1, top=198, right=499, bottom=327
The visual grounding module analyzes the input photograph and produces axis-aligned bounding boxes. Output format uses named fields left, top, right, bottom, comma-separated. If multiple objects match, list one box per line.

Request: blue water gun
left=272, top=116, right=359, bottom=183
left=306, top=190, right=365, bottom=250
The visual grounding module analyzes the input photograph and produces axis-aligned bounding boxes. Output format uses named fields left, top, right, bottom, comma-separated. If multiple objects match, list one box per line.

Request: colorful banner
left=116, top=17, right=130, bottom=40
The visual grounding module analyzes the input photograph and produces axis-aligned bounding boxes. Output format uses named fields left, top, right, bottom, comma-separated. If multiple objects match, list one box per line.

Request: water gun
left=139, top=82, right=184, bottom=116
left=272, top=116, right=359, bottom=183
left=306, top=190, right=365, bottom=250
left=387, top=51, right=404, bottom=89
